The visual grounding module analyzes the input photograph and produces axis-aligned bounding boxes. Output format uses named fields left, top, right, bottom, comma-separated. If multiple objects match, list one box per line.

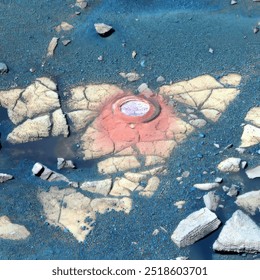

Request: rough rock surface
left=171, top=207, right=221, bottom=247
left=194, top=182, right=219, bottom=191
left=246, top=165, right=260, bottom=179
left=32, top=162, right=70, bottom=183
left=0, top=173, right=13, bottom=183
left=213, top=210, right=260, bottom=253
left=203, top=191, right=220, bottom=211
left=217, top=157, right=241, bottom=172
left=240, top=107, right=260, bottom=147
left=81, top=179, right=112, bottom=196
left=235, top=191, right=260, bottom=215
left=0, top=216, right=30, bottom=240
left=57, top=158, right=75, bottom=170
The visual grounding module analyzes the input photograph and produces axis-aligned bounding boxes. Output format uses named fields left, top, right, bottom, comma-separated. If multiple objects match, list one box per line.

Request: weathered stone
left=119, top=72, right=140, bottom=82
left=52, top=109, right=69, bottom=137
left=193, top=182, right=219, bottom=191
left=174, top=200, right=186, bottom=209
left=145, top=155, right=166, bottom=166
left=189, top=118, right=207, bottom=128
left=90, top=197, right=132, bottom=214
left=0, top=62, right=8, bottom=74
left=98, top=156, right=141, bottom=174
left=75, top=0, right=88, bottom=9
left=219, top=73, right=242, bottom=87
left=244, top=107, right=260, bottom=127
left=38, top=186, right=94, bottom=242
left=124, top=172, right=147, bottom=183
left=0, top=173, right=13, bottom=183
left=139, top=176, right=160, bottom=197
left=0, top=216, right=30, bottom=240
left=240, top=124, right=260, bottom=147
left=213, top=210, right=260, bottom=253
left=67, top=110, right=95, bottom=131
left=171, top=208, right=221, bottom=247
left=94, top=23, right=113, bottom=35
left=47, top=37, right=59, bottom=57
left=227, top=185, right=239, bottom=197
left=57, top=158, right=75, bottom=170
left=217, top=157, right=241, bottom=172
left=110, top=177, right=139, bottom=196
left=235, top=191, right=260, bottom=215
left=55, top=22, right=74, bottom=32
left=246, top=165, right=260, bottom=179
left=7, top=115, right=52, bottom=144
left=32, top=162, right=69, bottom=183
left=203, top=191, right=220, bottom=211
left=80, top=179, right=112, bottom=196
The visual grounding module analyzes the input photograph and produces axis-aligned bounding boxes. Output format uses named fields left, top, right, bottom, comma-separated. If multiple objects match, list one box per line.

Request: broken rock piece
left=245, top=165, right=260, bottom=179
left=217, top=157, right=241, bottom=173
left=171, top=207, right=221, bottom=247
left=0, top=216, right=30, bottom=240
left=94, top=23, right=113, bottom=36
left=32, top=162, right=70, bottom=183
left=57, top=158, right=76, bottom=170
left=235, top=191, right=260, bottom=215
left=47, top=37, right=59, bottom=57
left=80, top=179, right=112, bottom=196
left=0, top=173, right=13, bottom=183
left=213, top=210, right=260, bottom=253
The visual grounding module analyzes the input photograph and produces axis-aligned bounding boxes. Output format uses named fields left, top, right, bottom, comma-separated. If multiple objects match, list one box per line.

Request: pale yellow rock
left=174, top=200, right=186, bottom=209
left=187, top=90, right=212, bottom=108
left=47, top=37, right=59, bottom=57
left=145, top=155, right=166, bottom=166
left=201, top=88, right=240, bottom=112
left=67, top=86, right=88, bottom=111
left=7, top=115, right=52, bottom=144
left=7, top=78, right=60, bottom=125
left=139, top=191, right=154, bottom=198
left=67, top=110, right=95, bottom=131
left=0, top=216, right=30, bottom=240
left=81, top=179, right=112, bottom=196
left=219, top=73, right=242, bottom=87
left=55, top=22, right=74, bottom=32
left=159, top=75, right=223, bottom=95
left=240, top=124, right=260, bottom=147
left=98, top=156, right=141, bottom=174
left=217, top=157, right=241, bottom=173
left=143, top=176, right=160, bottom=192
left=140, top=166, right=167, bottom=176
left=189, top=118, right=207, bottom=128
left=124, top=172, right=147, bottom=183
left=38, top=186, right=95, bottom=242
left=90, top=197, right=132, bottom=214
left=110, top=177, right=138, bottom=197
left=115, top=146, right=137, bottom=156
left=244, top=107, right=260, bottom=127
left=52, top=109, right=69, bottom=137
left=200, top=108, right=221, bottom=122
left=0, top=88, right=22, bottom=109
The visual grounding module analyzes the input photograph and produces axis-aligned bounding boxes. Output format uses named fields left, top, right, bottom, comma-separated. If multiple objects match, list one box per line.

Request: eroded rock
left=57, top=158, right=75, bottom=170
left=171, top=207, right=221, bottom=247
left=217, top=157, right=241, bottom=172
left=213, top=210, right=260, bottom=253
left=47, top=37, right=59, bottom=57
left=81, top=179, right=112, bottom=196
left=0, top=216, right=30, bottom=240
left=235, top=191, right=260, bottom=215
left=194, top=182, right=219, bottom=191
left=203, top=191, right=220, bottom=211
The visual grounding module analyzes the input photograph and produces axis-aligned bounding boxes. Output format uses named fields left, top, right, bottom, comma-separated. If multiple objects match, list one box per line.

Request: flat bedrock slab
left=0, top=216, right=30, bottom=240
left=213, top=210, right=260, bottom=253
left=171, top=207, right=221, bottom=247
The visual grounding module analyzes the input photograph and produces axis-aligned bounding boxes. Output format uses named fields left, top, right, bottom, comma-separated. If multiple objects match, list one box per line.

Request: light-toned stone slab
left=81, top=179, right=112, bottom=196
left=0, top=216, right=30, bottom=240
left=240, top=124, right=260, bottom=147
left=246, top=165, right=260, bottom=179
left=171, top=207, right=221, bottom=247
left=235, top=191, right=260, bottom=215
left=213, top=210, right=260, bottom=253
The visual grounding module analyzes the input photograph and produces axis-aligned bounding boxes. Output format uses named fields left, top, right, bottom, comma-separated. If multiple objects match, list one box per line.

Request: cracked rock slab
left=0, top=216, right=30, bottom=240
left=213, top=210, right=260, bottom=253
left=81, top=179, right=112, bottom=196
left=171, top=207, right=221, bottom=247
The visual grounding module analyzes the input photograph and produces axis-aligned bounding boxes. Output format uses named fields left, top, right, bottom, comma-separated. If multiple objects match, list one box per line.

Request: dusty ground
left=0, top=0, right=259, bottom=259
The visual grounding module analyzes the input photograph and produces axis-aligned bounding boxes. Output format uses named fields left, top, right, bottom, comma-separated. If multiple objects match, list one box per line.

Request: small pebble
left=62, top=39, right=71, bottom=46
left=98, top=55, right=103, bottom=61
left=241, top=161, right=247, bottom=169
left=199, top=133, right=205, bottom=138
left=197, top=153, right=203, bottom=158
left=222, top=185, right=229, bottom=192
left=215, top=177, right=223, bottom=183
left=253, top=27, right=259, bottom=34
left=209, top=48, right=214, bottom=54
left=156, top=76, right=165, bottom=82
left=0, top=62, right=8, bottom=74
left=214, top=143, right=220, bottom=149
left=231, top=0, right=237, bottom=5
left=132, top=50, right=137, bottom=59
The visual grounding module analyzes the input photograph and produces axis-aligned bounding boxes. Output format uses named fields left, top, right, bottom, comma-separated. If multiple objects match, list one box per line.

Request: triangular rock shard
left=171, top=207, right=221, bottom=247
left=213, top=210, right=260, bottom=253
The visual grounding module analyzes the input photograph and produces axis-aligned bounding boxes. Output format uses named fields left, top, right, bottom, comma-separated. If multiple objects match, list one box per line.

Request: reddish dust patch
left=91, top=91, right=177, bottom=154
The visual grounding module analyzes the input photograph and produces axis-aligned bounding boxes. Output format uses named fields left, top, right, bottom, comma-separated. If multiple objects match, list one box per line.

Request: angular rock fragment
left=0, top=173, right=13, bottom=183
left=32, top=162, right=69, bottom=183
left=110, top=177, right=138, bottom=196
left=94, top=23, right=113, bottom=36
left=51, top=109, right=69, bottom=137
left=246, top=165, right=260, bottom=179
left=81, top=179, right=112, bottom=196
left=193, top=182, right=219, bottom=191
left=139, top=176, right=160, bottom=197
left=0, top=216, right=30, bottom=240
left=240, top=124, right=260, bottom=147
left=57, top=158, right=75, bottom=170
left=219, top=73, right=242, bottom=87
left=203, top=191, right=220, bottom=211
left=171, top=207, right=221, bottom=247
left=75, top=0, right=88, bottom=9
left=217, top=157, right=241, bottom=172
left=0, top=62, right=8, bottom=74
left=47, top=37, right=59, bottom=57
left=55, top=22, right=74, bottom=32
left=235, top=191, right=260, bottom=215
left=213, top=210, right=260, bottom=253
